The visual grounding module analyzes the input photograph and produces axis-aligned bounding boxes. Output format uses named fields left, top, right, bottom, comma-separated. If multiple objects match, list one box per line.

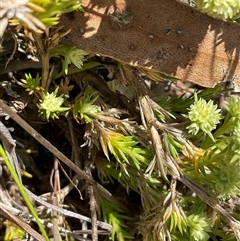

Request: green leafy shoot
left=214, top=95, right=240, bottom=138
left=182, top=96, right=240, bottom=199
left=73, top=87, right=101, bottom=123
left=32, top=0, right=83, bottom=26
left=169, top=209, right=188, bottom=235
left=187, top=212, right=211, bottom=241
left=51, top=44, right=88, bottom=75
left=98, top=127, right=151, bottom=171
left=163, top=133, right=184, bottom=158
left=193, top=139, right=240, bottom=199
left=96, top=156, right=161, bottom=209
left=99, top=197, right=133, bottom=241
left=0, top=144, right=50, bottom=241
left=155, top=83, right=227, bottom=114
left=19, top=73, right=43, bottom=95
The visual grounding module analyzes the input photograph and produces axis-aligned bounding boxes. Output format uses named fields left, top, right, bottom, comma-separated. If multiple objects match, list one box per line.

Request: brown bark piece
left=60, top=0, right=240, bottom=87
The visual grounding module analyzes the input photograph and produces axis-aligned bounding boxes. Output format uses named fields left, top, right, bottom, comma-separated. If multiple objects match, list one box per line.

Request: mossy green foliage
left=2, top=1, right=240, bottom=241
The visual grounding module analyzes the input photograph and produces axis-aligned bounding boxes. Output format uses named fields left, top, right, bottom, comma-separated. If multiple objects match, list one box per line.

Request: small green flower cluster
left=195, top=0, right=240, bottom=19
left=184, top=92, right=222, bottom=141
left=38, top=88, right=70, bottom=121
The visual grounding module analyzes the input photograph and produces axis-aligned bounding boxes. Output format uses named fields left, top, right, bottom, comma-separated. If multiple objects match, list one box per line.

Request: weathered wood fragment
left=60, top=0, right=240, bottom=87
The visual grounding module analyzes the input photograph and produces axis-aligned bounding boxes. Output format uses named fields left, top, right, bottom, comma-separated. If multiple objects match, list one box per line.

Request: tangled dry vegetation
left=2, top=1, right=240, bottom=241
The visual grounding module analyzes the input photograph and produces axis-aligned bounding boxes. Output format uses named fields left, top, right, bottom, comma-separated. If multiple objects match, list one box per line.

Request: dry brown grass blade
left=0, top=205, right=45, bottom=241
left=60, top=0, right=240, bottom=88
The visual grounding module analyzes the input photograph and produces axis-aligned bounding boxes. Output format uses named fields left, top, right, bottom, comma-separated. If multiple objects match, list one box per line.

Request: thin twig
left=5, top=31, right=18, bottom=69
left=52, top=158, right=61, bottom=241
left=25, top=188, right=112, bottom=231
left=0, top=122, right=22, bottom=182
left=58, top=164, right=82, bottom=199
left=0, top=205, right=45, bottom=241
left=89, top=184, right=98, bottom=241
left=32, top=32, right=50, bottom=90
left=67, top=114, right=82, bottom=168
left=0, top=202, right=108, bottom=240
left=85, top=163, right=98, bottom=241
